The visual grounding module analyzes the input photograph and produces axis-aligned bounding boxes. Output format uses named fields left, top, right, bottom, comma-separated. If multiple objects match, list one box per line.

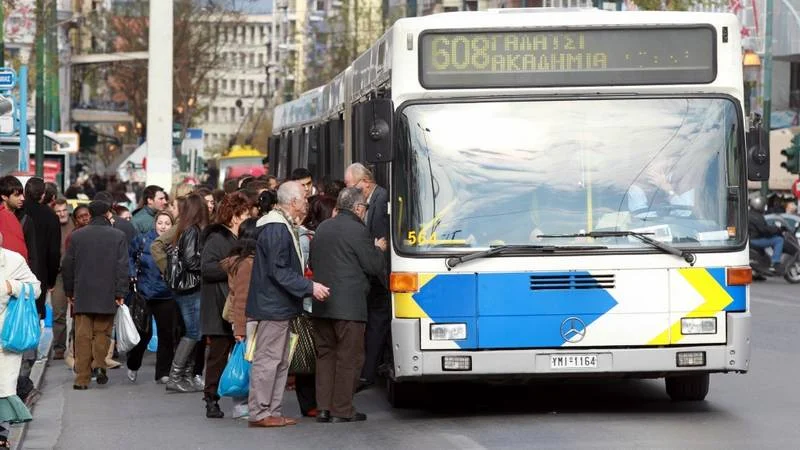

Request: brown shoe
left=248, top=416, right=299, bottom=428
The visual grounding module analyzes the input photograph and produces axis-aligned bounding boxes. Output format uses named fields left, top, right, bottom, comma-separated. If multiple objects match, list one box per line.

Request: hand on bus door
left=375, top=238, right=387, bottom=252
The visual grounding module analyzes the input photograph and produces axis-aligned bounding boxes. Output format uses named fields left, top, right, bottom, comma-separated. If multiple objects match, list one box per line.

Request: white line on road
left=753, top=297, right=800, bottom=308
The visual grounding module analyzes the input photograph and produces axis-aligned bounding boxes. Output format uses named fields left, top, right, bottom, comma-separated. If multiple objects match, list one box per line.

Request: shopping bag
left=114, top=305, right=140, bottom=352
left=288, top=315, right=316, bottom=375
left=244, top=322, right=257, bottom=362
left=218, top=341, right=250, bottom=397
left=147, top=317, right=158, bottom=352
left=1, top=284, right=41, bottom=353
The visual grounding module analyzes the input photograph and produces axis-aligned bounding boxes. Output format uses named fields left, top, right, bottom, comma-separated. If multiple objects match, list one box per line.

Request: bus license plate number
left=550, top=354, right=598, bottom=369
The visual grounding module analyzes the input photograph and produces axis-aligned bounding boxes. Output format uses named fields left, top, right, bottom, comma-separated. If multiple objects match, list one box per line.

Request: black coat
left=310, top=209, right=386, bottom=322
left=61, top=217, right=129, bottom=315
left=246, top=211, right=313, bottom=321
left=200, top=224, right=236, bottom=336
left=23, top=201, right=60, bottom=289
left=749, top=210, right=781, bottom=239
left=365, top=185, right=389, bottom=241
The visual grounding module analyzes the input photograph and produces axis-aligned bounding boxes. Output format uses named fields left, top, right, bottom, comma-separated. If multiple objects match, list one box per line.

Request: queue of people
left=0, top=161, right=391, bottom=444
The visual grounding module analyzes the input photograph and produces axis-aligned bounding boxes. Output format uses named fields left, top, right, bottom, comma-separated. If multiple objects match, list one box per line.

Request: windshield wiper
left=537, top=231, right=696, bottom=266
left=444, top=244, right=607, bottom=270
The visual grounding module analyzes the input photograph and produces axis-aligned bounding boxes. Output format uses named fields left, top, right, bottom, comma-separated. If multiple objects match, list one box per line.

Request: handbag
left=289, top=315, right=316, bottom=375
left=164, top=231, right=201, bottom=293
left=1, top=283, right=40, bottom=353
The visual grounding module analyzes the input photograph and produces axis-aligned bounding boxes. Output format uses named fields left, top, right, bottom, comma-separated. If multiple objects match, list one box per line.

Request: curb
left=10, top=328, right=53, bottom=450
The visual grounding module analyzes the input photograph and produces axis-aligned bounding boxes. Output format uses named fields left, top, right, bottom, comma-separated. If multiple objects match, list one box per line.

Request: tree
left=301, top=0, right=389, bottom=92
left=633, top=0, right=693, bottom=10
left=83, top=0, right=250, bottom=135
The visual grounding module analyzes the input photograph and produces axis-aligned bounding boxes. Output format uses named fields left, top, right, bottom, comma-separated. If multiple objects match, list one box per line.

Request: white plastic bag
left=115, top=304, right=141, bottom=352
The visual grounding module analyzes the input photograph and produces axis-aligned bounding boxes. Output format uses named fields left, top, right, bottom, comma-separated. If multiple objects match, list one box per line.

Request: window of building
left=791, top=62, right=800, bottom=109
left=222, top=79, right=228, bottom=90
left=230, top=108, right=235, bottom=122
left=464, top=0, right=478, bottom=10
left=250, top=26, right=255, bottom=44
left=212, top=107, right=218, bottom=122
left=259, top=82, right=265, bottom=96
left=248, top=80, right=254, bottom=94
left=317, top=0, right=325, bottom=10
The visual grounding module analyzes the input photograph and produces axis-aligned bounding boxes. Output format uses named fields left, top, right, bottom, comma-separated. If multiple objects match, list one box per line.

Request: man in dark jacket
left=23, top=177, right=61, bottom=318
left=344, top=163, right=390, bottom=390
left=749, top=194, right=784, bottom=274
left=62, top=200, right=128, bottom=390
left=94, top=191, right=137, bottom=244
left=246, top=181, right=330, bottom=428
left=309, top=187, right=386, bottom=423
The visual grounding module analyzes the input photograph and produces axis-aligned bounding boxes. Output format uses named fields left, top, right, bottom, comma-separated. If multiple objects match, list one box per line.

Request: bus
left=270, top=9, right=768, bottom=406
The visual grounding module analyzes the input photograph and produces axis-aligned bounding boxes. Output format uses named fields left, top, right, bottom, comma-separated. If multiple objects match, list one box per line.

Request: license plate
left=550, top=354, right=598, bottom=369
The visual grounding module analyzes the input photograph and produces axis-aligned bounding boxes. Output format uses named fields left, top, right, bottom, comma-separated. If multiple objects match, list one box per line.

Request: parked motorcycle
left=750, top=216, right=800, bottom=283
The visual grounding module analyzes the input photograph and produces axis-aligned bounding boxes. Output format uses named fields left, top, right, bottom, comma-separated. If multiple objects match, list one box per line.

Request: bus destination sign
left=419, top=27, right=716, bottom=89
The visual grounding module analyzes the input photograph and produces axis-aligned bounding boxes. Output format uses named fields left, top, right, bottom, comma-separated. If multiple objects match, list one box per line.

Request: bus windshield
left=394, top=98, right=743, bottom=254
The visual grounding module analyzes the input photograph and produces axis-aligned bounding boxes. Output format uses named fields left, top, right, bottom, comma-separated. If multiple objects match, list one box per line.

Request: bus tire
left=386, top=378, right=422, bottom=409
left=665, top=373, right=710, bottom=401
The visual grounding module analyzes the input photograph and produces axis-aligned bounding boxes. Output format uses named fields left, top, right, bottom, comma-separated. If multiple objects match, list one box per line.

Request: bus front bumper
left=391, top=312, right=751, bottom=380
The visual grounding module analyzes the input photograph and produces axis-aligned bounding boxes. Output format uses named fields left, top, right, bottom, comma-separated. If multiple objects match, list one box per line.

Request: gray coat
left=62, top=217, right=129, bottom=315
left=309, top=210, right=386, bottom=322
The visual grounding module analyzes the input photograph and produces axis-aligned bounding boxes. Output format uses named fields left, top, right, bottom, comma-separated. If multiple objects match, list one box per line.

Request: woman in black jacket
left=165, top=194, right=208, bottom=393
left=200, top=191, right=252, bottom=418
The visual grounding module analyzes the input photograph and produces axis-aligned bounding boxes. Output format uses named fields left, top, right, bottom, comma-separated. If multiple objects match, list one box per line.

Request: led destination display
left=419, top=27, right=716, bottom=88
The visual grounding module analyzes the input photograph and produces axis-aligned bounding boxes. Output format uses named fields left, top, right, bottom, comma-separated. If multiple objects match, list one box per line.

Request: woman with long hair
left=165, top=194, right=209, bottom=393
left=220, top=217, right=260, bottom=420
left=126, top=211, right=177, bottom=384
left=200, top=191, right=252, bottom=418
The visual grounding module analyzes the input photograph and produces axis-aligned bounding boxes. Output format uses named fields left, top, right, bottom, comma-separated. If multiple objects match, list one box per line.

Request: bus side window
left=318, top=122, right=330, bottom=178
left=308, top=126, right=320, bottom=180
left=352, top=103, right=365, bottom=163
left=330, top=116, right=345, bottom=179
left=290, top=129, right=300, bottom=175
left=279, top=131, right=291, bottom=179
left=267, top=136, right=278, bottom=176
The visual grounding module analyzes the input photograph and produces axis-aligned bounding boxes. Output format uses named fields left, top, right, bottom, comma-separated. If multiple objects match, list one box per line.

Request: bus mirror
left=747, top=125, right=769, bottom=182
left=361, top=98, right=394, bottom=163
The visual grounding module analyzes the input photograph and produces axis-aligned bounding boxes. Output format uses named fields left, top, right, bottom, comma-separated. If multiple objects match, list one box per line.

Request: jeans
left=175, top=291, right=201, bottom=340
left=751, top=235, right=784, bottom=264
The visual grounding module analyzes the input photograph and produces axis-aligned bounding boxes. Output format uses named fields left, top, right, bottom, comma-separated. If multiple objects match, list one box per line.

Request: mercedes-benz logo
left=560, top=317, right=587, bottom=343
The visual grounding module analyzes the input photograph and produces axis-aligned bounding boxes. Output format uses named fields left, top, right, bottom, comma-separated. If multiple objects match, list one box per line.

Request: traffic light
left=780, top=135, right=800, bottom=174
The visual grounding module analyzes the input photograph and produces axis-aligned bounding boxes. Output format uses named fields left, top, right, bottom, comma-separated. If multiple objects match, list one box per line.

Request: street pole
left=761, top=0, right=774, bottom=198
left=1, top=0, right=5, bottom=67
left=48, top=0, right=59, bottom=132
left=145, top=0, right=174, bottom=191
left=35, top=0, right=45, bottom=178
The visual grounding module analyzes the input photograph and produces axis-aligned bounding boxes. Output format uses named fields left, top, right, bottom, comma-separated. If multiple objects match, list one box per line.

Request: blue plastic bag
left=147, top=318, right=158, bottom=352
left=218, top=341, right=250, bottom=397
left=1, top=284, right=41, bottom=353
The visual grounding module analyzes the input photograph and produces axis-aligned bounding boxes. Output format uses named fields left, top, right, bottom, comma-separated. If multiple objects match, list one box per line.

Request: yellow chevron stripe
left=393, top=273, right=436, bottom=319
left=648, top=268, right=734, bottom=345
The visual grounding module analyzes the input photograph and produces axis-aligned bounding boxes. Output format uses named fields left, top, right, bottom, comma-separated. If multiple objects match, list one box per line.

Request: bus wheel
left=386, top=378, right=422, bottom=409
left=665, top=373, right=710, bottom=401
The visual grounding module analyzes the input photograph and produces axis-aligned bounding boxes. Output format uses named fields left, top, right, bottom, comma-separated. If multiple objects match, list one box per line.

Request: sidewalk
left=9, top=327, right=52, bottom=450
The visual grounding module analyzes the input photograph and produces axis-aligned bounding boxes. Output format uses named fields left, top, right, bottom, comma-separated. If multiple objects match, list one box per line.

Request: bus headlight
left=430, top=323, right=467, bottom=340
left=680, top=317, right=717, bottom=335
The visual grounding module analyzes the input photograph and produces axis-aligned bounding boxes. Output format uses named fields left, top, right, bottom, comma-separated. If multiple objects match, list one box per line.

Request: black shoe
left=93, top=368, right=108, bottom=385
left=72, top=384, right=88, bottom=390
left=205, top=397, right=224, bottom=419
left=316, top=410, right=331, bottom=423
left=773, top=263, right=786, bottom=276
left=331, top=412, right=367, bottom=423
left=355, top=379, right=374, bottom=394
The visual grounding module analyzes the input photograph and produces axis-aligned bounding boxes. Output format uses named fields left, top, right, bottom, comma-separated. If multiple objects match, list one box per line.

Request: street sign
left=0, top=68, right=17, bottom=91
left=56, top=131, right=80, bottom=153
left=0, top=94, right=16, bottom=136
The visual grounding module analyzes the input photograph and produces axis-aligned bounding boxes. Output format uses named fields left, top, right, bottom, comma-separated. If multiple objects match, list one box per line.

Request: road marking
left=753, top=297, right=800, bottom=308
left=441, top=433, right=488, bottom=449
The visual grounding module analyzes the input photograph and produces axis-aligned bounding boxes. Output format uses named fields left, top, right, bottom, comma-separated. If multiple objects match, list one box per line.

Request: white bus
left=271, top=9, right=768, bottom=406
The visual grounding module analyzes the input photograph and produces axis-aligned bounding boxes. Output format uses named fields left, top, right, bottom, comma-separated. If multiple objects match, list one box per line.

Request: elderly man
left=344, top=163, right=390, bottom=391
left=246, top=181, right=330, bottom=428
left=61, top=201, right=128, bottom=390
left=310, top=187, right=387, bottom=423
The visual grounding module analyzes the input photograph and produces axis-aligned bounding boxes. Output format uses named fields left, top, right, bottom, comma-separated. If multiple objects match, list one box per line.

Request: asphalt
left=18, top=278, right=800, bottom=449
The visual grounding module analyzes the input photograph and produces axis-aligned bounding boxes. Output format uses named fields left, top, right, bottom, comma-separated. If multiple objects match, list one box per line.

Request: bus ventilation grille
left=529, top=273, right=615, bottom=290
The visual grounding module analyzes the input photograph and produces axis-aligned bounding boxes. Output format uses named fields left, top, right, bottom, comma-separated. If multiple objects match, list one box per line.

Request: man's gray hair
left=346, top=163, right=374, bottom=183
left=337, top=187, right=364, bottom=212
left=277, top=181, right=305, bottom=206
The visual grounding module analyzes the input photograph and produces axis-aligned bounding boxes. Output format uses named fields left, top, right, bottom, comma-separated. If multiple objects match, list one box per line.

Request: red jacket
left=0, top=204, right=28, bottom=261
